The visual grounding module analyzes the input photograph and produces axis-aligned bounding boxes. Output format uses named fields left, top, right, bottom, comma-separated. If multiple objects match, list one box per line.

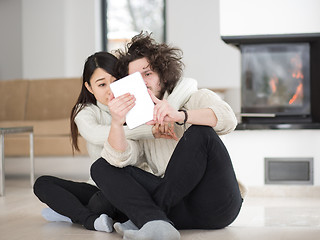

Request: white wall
left=166, top=0, right=240, bottom=89
left=0, top=0, right=101, bottom=80
left=3, top=0, right=320, bottom=84
left=220, top=0, right=320, bottom=37
left=224, top=130, right=320, bottom=186
left=63, top=0, right=102, bottom=77
left=0, top=0, right=240, bottom=89
left=22, top=0, right=101, bottom=79
left=0, top=0, right=22, bottom=80
left=22, top=0, right=66, bottom=79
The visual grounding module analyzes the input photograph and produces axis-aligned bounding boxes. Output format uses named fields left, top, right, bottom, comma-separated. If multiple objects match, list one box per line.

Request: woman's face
left=85, top=68, right=116, bottom=106
left=128, top=57, right=162, bottom=98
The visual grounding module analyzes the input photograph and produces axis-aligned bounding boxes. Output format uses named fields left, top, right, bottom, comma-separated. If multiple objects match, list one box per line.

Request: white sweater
left=101, top=88, right=238, bottom=176
left=75, top=102, right=153, bottom=163
left=101, top=87, right=249, bottom=198
left=74, top=77, right=198, bottom=183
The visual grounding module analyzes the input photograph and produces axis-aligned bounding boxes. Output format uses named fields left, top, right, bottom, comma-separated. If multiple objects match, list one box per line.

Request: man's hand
left=152, top=122, right=178, bottom=140
left=147, top=89, right=184, bottom=125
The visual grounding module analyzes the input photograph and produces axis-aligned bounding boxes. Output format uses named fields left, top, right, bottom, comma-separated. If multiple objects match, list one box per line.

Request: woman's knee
left=33, top=175, right=54, bottom=198
left=90, top=158, right=110, bottom=182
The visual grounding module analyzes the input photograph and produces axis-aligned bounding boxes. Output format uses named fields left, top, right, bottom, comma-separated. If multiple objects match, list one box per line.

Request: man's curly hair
left=115, top=32, right=184, bottom=99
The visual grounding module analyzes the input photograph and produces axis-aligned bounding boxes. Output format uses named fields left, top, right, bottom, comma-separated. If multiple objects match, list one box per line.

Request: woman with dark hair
left=33, top=52, right=125, bottom=232
left=33, top=50, right=197, bottom=232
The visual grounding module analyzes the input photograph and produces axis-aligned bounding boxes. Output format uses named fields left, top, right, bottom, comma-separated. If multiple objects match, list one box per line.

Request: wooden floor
left=1, top=176, right=320, bottom=240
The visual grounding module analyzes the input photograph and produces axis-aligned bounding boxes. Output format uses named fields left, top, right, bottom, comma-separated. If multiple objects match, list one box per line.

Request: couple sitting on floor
left=34, top=32, right=246, bottom=240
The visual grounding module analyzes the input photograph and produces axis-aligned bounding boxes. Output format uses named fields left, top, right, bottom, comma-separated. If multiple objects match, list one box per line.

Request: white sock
left=114, top=220, right=138, bottom=236
left=93, top=214, right=113, bottom=233
left=41, top=208, right=72, bottom=223
left=123, top=220, right=180, bottom=240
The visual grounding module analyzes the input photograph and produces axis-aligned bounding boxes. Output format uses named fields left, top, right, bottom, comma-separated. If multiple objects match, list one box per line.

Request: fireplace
left=222, top=34, right=320, bottom=128
left=241, top=42, right=310, bottom=123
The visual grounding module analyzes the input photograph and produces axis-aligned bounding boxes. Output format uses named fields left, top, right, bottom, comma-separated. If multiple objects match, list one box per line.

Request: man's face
left=128, top=57, right=162, bottom=98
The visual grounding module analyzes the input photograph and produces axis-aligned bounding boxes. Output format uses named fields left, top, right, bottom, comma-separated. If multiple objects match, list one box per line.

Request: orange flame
left=269, top=77, right=278, bottom=93
left=289, top=54, right=304, bottom=105
left=292, top=71, right=304, bottom=79
left=289, top=82, right=303, bottom=105
left=291, top=55, right=304, bottom=80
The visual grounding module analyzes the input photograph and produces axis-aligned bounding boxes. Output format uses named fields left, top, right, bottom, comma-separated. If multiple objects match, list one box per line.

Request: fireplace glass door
left=241, top=43, right=310, bottom=121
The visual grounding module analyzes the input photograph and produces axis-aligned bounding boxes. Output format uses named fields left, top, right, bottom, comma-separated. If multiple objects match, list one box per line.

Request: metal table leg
left=29, top=132, right=34, bottom=186
left=0, top=126, right=34, bottom=196
left=0, top=133, right=5, bottom=196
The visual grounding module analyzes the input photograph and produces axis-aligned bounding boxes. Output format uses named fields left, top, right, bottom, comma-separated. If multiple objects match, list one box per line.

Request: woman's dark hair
left=70, top=52, right=118, bottom=153
left=115, top=32, right=184, bottom=99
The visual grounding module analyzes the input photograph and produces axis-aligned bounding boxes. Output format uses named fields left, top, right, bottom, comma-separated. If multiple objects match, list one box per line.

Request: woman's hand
left=147, top=89, right=184, bottom=125
left=108, top=93, right=135, bottom=126
left=152, top=122, right=178, bottom=140
left=107, top=93, right=135, bottom=152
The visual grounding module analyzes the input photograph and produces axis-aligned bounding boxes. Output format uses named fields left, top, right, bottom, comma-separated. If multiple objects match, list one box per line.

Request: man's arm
left=179, top=108, right=217, bottom=128
left=184, top=89, right=237, bottom=134
left=148, top=89, right=237, bottom=134
left=148, top=89, right=218, bottom=128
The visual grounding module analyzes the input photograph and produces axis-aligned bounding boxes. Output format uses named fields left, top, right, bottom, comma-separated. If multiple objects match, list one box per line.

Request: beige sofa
left=0, top=78, right=88, bottom=156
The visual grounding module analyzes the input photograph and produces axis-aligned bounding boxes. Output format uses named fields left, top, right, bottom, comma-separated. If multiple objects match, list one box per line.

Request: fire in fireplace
left=240, top=43, right=311, bottom=123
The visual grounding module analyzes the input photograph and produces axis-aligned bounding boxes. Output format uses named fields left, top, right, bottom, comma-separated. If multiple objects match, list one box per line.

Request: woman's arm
left=107, top=93, right=135, bottom=151
left=75, top=105, right=154, bottom=148
left=101, top=93, right=144, bottom=168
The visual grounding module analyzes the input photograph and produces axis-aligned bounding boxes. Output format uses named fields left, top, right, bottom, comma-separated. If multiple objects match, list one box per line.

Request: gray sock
left=123, top=220, right=180, bottom=240
left=41, top=208, right=72, bottom=223
left=114, top=220, right=138, bottom=236
left=93, top=214, right=113, bottom=232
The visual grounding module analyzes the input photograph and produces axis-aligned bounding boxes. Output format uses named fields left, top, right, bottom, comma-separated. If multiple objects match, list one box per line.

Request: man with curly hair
left=91, top=32, right=245, bottom=240
left=115, top=32, right=185, bottom=100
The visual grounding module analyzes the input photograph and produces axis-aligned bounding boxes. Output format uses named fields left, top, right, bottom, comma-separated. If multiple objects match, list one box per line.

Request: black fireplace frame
left=222, top=33, right=320, bottom=129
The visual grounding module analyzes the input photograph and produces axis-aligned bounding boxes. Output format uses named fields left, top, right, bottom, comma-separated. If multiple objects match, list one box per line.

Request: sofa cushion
left=0, top=77, right=88, bottom=157
left=0, top=79, right=28, bottom=121
left=0, top=118, right=88, bottom=156
left=0, top=118, right=70, bottom=135
left=3, top=135, right=88, bottom=156
left=25, top=78, right=82, bottom=120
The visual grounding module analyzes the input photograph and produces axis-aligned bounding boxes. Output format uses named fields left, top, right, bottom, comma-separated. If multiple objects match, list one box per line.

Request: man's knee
left=188, top=125, right=212, bottom=134
left=185, top=125, right=217, bottom=141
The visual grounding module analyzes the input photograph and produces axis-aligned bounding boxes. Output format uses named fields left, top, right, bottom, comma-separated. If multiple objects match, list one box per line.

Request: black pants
left=91, top=125, right=243, bottom=230
left=33, top=176, right=127, bottom=230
